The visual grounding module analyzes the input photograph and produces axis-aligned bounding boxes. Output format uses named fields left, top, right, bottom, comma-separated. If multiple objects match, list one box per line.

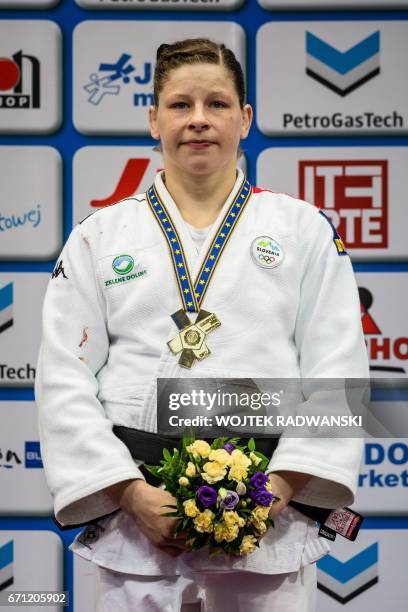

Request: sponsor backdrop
left=0, top=0, right=407, bottom=610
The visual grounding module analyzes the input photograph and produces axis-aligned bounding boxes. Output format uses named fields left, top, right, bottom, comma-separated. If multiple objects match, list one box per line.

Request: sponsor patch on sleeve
left=319, top=210, right=348, bottom=256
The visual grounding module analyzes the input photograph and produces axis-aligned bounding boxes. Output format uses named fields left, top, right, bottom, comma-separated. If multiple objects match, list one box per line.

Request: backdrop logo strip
left=257, top=22, right=408, bottom=135
left=91, top=158, right=151, bottom=207
left=0, top=51, right=40, bottom=110
left=299, top=160, right=388, bottom=249
left=306, top=31, right=380, bottom=97
left=0, top=283, right=13, bottom=334
left=25, top=442, right=43, bottom=469
left=317, top=542, right=379, bottom=603
left=0, top=541, right=13, bottom=591
left=84, top=53, right=153, bottom=108
left=359, top=287, right=407, bottom=374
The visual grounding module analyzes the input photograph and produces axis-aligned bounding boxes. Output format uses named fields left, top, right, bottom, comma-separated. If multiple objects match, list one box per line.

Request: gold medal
left=167, top=309, right=221, bottom=369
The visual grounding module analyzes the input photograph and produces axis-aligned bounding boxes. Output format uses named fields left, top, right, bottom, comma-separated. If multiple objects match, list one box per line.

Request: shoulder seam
left=79, top=195, right=146, bottom=225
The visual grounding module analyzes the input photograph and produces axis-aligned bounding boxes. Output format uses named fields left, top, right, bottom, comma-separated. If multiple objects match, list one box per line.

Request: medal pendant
left=167, top=309, right=220, bottom=369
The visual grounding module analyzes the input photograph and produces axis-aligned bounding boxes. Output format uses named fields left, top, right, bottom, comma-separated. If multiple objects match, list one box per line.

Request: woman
left=35, top=39, right=368, bottom=611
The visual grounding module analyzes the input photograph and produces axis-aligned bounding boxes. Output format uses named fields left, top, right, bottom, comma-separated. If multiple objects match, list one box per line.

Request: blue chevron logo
left=306, top=31, right=380, bottom=96
left=317, top=542, right=379, bottom=603
left=0, top=282, right=13, bottom=335
left=0, top=540, right=14, bottom=591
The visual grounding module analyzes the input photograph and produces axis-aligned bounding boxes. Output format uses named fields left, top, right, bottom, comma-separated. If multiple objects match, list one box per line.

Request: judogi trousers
left=95, top=563, right=317, bottom=612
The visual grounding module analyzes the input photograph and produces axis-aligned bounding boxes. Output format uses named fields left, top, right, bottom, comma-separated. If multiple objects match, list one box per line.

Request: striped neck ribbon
left=146, top=176, right=252, bottom=313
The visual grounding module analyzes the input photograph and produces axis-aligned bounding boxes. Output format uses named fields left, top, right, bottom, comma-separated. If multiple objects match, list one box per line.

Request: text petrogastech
left=283, top=111, right=403, bottom=129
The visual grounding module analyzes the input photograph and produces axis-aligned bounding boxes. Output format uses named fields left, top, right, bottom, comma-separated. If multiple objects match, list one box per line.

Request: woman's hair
left=154, top=38, right=246, bottom=109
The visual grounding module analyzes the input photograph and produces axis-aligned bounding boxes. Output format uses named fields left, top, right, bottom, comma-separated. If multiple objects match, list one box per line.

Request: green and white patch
left=104, top=254, right=147, bottom=287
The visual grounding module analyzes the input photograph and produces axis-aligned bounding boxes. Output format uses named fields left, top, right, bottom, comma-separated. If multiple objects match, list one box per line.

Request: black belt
left=112, top=425, right=280, bottom=485
left=54, top=426, right=355, bottom=539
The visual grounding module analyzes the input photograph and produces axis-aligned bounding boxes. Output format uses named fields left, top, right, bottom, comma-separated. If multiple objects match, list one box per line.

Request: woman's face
left=149, top=63, right=252, bottom=178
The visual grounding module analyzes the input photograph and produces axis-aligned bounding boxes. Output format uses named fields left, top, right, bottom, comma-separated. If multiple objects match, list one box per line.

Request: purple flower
left=220, top=490, right=240, bottom=510
left=223, top=443, right=236, bottom=454
left=250, top=472, right=268, bottom=488
left=250, top=488, right=274, bottom=507
left=197, top=486, right=218, bottom=508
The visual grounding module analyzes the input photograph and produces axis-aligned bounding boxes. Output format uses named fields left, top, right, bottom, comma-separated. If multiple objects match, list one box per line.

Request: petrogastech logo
left=84, top=53, right=153, bottom=108
left=306, top=30, right=380, bottom=97
left=0, top=52, right=40, bottom=109
left=0, top=541, right=13, bottom=591
left=299, top=161, right=388, bottom=249
left=283, top=30, right=404, bottom=131
left=318, top=542, right=378, bottom=603
left=0, top=282, right=13, bottom=334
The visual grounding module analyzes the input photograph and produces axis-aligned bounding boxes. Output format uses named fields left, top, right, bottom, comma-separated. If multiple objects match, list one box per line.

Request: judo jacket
left=35, top=169, right=369, bottom=575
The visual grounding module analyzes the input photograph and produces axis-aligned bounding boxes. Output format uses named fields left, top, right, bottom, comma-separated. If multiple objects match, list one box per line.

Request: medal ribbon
left=146, top=176, right=252, bottom=313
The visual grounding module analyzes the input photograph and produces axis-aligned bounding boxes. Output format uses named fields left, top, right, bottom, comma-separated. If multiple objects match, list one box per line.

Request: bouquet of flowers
left=145, top=436, right=279, bottom=556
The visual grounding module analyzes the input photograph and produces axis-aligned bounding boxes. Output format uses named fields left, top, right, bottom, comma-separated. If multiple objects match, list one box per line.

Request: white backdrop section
left=356, top=273, right=408, bottom=384
left=0, top=147, right=62, bottom=261
left=355, top=437, right=408, bottom=515
left=73, top=146, right=247, bottom=225
left=0, top=20, right=61, bottom=134
left=257, top=21, right=408, bottom=135
left=256, top=147, right=408, bottom=261
left=75, top=0, right=244, bottom=9
left=0, top=531, right=63, bottom=609
left=316, top=530, right=407, bottom=610
left=0, top=273, right=49, bottom=387
left=73, top=20, right=245, bottom=135
left=73, top=555, right=98, bottom=612
left=0, top=401, right=53, bottom=515
left=73, top=532, right=408, bottom=612
left=259, top=0, right=408, bottom=8
left=0, top=0, right=60, bottom=7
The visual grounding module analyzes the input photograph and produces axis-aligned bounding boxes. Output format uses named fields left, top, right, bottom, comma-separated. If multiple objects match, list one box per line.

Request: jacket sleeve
left=267, top=207, right=369, bottom=509
left=35, top=223, right=145, bottom=527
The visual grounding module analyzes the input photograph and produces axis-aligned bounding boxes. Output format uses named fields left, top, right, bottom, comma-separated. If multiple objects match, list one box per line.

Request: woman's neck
left=163, top=166, right=238, bottom=229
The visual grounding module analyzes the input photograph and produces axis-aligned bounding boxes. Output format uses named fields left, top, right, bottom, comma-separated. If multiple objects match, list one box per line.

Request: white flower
left=236, top=482, right=247, bottom=496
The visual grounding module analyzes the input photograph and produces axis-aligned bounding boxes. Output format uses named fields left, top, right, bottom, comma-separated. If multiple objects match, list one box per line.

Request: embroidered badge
left=104, top=254, right=147, bottom=288
left=251, top=236, right=284, bottom=269
left=112, top=254, right=134, bottom=275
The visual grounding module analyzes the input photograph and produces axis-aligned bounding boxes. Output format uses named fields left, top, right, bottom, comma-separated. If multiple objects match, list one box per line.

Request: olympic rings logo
left=258, top=254, right=276, bottom=264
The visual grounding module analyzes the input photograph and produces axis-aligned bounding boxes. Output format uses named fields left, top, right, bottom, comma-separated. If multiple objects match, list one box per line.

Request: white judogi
left=35, top=169, right=368, bottom=584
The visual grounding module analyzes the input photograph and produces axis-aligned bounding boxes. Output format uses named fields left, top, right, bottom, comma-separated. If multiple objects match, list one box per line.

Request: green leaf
left=247, top=438, right=255, bottom=452
left=163, top=448, right=172, bottom=462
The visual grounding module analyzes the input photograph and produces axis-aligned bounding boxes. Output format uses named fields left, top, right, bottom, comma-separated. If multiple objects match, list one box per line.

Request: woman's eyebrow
left=166, top=90, right=232, bottom=98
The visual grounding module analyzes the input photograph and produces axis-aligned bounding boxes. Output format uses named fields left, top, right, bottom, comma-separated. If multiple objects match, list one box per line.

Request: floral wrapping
left=145, top=436, right=279, bottom=556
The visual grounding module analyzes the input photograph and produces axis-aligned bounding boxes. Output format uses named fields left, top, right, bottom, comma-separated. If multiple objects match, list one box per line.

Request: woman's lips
left=183, top=141, right=214, bottom=149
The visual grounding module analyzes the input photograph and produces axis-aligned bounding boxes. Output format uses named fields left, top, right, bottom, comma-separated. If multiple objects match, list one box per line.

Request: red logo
left=359, top=287, right=407, bottom=373
left=0, top=51, right=40, bottom=109
left=299, top=160, right=388, bottom=249
left=91, top=158, right=151, bottom=208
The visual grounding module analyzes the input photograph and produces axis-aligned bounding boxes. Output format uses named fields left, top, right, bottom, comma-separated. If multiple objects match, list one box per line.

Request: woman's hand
left=105, top=479, right=187, bottom=557
left=267, top=471, right=312, bottom=519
